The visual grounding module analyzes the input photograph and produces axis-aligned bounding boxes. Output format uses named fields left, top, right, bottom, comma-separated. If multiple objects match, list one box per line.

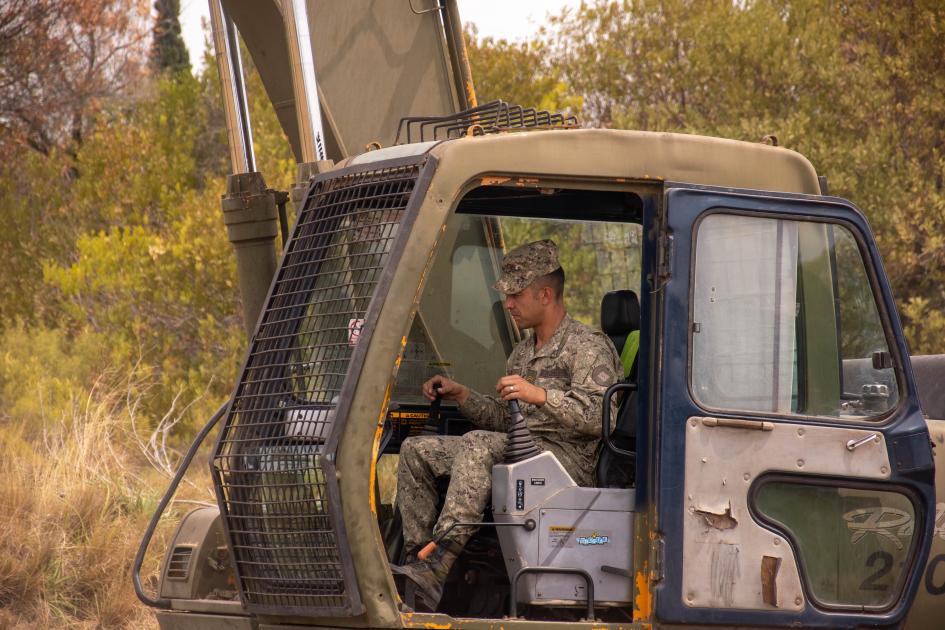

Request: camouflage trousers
left=397, top=430, right=507, bottom=551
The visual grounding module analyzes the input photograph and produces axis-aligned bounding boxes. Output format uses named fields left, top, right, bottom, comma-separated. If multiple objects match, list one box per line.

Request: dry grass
left=0, top=382, right=214, bottom=629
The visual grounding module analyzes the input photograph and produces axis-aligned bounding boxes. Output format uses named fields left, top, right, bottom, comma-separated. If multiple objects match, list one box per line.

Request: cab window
left=690, top=213, right=898, bottom=418
left=391, top=211, right=643, bottom=404
left=754, top=479, right=918, bottom=610
left=386, top=185, right=644, bottom=404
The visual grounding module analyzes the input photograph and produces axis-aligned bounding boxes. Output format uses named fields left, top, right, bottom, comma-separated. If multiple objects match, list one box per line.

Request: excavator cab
left=146, top=128, right=936, bottom=630
left=140, top=2, right=940, bottom=629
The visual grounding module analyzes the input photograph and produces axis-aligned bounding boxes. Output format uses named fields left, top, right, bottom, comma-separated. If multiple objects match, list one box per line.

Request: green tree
left=39, top=74, right=241, bottom=423
left=465, top=24, right=581, bottom=113
left=32, top=34, right=298, bottom=425
left=151, top=0, right=191, bottom=75
left=475, top=0, right=945, bottom=353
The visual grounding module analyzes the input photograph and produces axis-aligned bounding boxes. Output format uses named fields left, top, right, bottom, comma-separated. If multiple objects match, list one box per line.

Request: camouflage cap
left=494, top=239, right=561, bottom=294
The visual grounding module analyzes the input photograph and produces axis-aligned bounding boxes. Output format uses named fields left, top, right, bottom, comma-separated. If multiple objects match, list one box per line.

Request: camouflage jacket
left=459, top=314, right=622, bottom=487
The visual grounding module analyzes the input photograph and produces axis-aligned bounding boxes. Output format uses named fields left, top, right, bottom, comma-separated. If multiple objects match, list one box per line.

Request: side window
left=834, top=228, right=899, bottom=413
left=690, top=213, right=897, bottom=418
left=754, top=480, right=917, bottom=609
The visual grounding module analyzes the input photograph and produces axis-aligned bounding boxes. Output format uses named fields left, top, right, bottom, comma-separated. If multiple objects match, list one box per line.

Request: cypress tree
left=151, top=0, right=191, bottom=74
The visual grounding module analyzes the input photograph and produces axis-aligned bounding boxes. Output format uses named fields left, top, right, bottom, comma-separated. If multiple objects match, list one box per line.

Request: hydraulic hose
left=132, top=401, right=229, bottom=608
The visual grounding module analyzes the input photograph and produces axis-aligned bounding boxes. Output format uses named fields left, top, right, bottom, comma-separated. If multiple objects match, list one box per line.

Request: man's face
left=503, top=283, right=549, bottom=330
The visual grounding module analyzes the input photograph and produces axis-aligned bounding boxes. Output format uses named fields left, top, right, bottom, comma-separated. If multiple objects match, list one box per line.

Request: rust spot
left=761, top=555, right=781, bottom=607
left=634, top=568, right=652, bottom=621
left=695, top=503, right=738, bottom=530
left=480, top=176, right=511, bottom=186
left=401, top=617, right=456, bottom=630
left=369, top=383, right=393, bottom=515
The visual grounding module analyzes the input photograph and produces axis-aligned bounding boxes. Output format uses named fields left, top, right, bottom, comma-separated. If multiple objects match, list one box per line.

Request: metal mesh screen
left=212, top=161, right=423, bottom=614
left=395, top=99, right=579, bottom=143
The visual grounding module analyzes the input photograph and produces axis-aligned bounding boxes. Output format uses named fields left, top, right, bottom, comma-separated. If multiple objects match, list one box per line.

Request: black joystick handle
left=509, top=399, right=522, bottom=417
left=504, top=398, right=540, bottom=462
left=421, top=392, right=443, bottom=436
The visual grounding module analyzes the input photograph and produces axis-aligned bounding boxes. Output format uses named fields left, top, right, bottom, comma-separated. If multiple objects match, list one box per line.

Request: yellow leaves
left=521, top=0, right=945, bottom=351
left=902, top=297, right=945, bottom=355
left=147, top=239, right=167, bottom=259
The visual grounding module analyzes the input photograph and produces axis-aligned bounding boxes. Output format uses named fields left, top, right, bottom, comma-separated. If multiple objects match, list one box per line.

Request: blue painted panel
left=652, top=187, right=935, bottom=628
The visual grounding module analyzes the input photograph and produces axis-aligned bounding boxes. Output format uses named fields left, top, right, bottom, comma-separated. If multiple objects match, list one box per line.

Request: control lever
left=509, top=398, right=522, bottom=417
left=504, top=399, right=541, bottom=462
left=420, top=393, right=443, bottom=436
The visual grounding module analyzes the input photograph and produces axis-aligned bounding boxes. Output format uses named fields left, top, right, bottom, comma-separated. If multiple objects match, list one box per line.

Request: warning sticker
left=389, top=411, right=429, bottom=420
left=548, top=525, right=575, bottom=548
left=388, top=411, right=428, bottom=436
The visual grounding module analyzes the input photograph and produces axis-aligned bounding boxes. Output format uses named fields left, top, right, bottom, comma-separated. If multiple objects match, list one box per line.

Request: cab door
left=653, top=188, right=935, bottom=627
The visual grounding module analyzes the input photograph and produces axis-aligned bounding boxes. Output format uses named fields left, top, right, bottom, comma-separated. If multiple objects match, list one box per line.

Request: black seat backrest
left=597, top=290, right=641, bottom=487
left=600, top=290, right=641, bottom=380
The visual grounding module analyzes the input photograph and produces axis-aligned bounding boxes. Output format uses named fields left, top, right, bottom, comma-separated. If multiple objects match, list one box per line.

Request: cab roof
left=345, top=128, right=822, bottom=196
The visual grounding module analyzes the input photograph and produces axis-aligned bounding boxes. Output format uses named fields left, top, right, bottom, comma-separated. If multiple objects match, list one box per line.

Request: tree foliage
left=0, top=24, right=296, bottom=428
left=464, top=24, right=581, bottom=113
left=151, top=0, right=191, bottom=75
left=0, top=0, right=150, bottom=158
left=1, top=2, right=943, bottom=421
left=469, top=0, right=945, bottom=354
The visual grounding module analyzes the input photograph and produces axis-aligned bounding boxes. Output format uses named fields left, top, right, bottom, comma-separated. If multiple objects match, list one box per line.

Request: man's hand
left=496, top=375, right=546, bottom=406
left=422, top=375, right=471, bottom=406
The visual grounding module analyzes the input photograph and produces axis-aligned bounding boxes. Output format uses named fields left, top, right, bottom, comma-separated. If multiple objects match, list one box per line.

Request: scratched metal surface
left=682, top=417, right=891, bottom=611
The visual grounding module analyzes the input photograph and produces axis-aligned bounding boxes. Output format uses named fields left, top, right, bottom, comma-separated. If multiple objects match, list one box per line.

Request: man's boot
left=390, top=540, right=462, bottom=612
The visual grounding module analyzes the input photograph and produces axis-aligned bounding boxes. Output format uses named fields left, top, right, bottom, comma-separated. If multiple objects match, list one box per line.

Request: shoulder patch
left=592, top=365, right=617, bottom=388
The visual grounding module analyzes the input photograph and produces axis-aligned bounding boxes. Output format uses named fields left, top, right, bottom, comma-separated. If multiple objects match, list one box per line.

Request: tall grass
left=0, top=369, right=215, bottom=628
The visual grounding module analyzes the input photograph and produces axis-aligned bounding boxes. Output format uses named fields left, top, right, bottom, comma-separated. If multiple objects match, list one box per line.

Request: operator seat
left=487, top=291, right=641, bottom=612
left=597, top=289, right=640, bottom=488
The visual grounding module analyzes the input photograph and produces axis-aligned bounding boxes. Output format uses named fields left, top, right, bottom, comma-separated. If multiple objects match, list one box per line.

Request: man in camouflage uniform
left=391, top=239, right=622, bottom=611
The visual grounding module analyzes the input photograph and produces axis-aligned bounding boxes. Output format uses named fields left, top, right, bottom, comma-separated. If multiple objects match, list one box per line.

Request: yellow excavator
left=134, top=2, right=945, bottom=628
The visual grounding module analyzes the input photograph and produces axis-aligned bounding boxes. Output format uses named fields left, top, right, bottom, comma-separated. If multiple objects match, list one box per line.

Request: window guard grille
left=212, top=155, right=434, bottom=616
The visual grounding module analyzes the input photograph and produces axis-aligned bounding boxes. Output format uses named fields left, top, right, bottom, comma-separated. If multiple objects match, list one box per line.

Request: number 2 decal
left=860, top=551, right=893, bottom=591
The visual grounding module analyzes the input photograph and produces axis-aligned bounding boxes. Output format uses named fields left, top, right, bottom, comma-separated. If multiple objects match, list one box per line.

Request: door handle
left=846, top=433, right=880, bottom=451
